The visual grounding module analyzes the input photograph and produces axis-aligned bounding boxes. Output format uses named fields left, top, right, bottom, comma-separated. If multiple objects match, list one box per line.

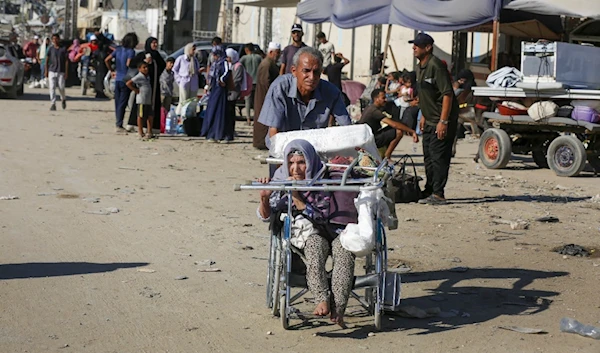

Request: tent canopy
left=297, top=0, right=599, bottom=30
left=297, top=0, right=502, bottom=31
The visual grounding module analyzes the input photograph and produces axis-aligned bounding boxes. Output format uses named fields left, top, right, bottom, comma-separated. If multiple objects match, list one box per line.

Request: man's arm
left=338, top=53, right=350, bottom=66
left=279, top=63, right=286, bottom=76
left=257, top=78, right=287, bottom=133
left=382, top=117, right=415, bottom=135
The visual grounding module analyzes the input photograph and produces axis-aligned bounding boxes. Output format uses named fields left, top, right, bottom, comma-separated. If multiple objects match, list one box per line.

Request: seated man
left=358, top=88, right=419, bottom=159
left=256, top=139, right=355, bottom=327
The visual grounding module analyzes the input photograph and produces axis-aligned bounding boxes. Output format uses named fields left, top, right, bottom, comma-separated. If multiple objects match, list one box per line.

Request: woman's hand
left=257, top=177, right=272, bottom=199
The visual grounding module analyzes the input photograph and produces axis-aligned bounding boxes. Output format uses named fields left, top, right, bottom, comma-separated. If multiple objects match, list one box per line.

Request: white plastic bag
left=269, top=125, right=381, bottom=162
left=339, top=189, right=389, bottom=257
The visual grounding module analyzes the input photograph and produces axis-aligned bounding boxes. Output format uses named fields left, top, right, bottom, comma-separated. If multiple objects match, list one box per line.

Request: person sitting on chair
left=358, top=88, right=419, bottom=160
left=256, top=139, right=355, bottom=326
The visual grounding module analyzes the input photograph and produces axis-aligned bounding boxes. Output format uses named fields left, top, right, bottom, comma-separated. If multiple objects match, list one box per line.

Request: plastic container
left=560, top=317, right=600, bottom=340
left=166, top=107, right=177, bottom=134
left=497, top=102, right=528, bottom=116
left=572, top=106, right=600, bottom=123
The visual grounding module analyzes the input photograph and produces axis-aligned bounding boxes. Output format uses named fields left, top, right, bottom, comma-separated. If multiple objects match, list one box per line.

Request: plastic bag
left=339, top=189, right=389, bottom=257
left=269, top=125, right=381, bottom=162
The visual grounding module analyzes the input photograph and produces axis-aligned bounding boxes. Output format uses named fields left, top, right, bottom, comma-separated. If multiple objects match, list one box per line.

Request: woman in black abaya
left=128, top=37, right=166, bottom=132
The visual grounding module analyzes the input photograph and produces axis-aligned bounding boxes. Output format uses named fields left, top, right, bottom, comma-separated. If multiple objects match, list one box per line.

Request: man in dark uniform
left=411, top=33, right=459, bottom=205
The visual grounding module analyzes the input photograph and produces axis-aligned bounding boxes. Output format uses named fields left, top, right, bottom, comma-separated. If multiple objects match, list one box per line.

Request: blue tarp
left=297, top=0, right=502, bottom=31
left=297, top=0, right=600, bottom=31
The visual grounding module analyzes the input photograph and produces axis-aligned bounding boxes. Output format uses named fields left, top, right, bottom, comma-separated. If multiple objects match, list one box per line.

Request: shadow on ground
left=0, top=262, right=148, bottom=280
left=450, top=194, right=590, bottom=204
left=315, top=267, right=569, bottom=338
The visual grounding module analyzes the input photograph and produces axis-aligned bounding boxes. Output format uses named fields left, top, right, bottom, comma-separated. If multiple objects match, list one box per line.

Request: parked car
left=0, top=41, right=25, bottom=98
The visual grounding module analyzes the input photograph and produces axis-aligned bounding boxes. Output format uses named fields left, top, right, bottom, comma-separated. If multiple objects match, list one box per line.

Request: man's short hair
left=245, top=43, right=254, bottom=52
left=51, top=33, right=60, bottom=39
left=316, top=32, right=326, bottom=39
left=137, top=61, right=148, bottom=69
left=166, top=57, right=175, bottom=64
left=371, top=88, right=384, bottom=102
left=211, top=36, right=222, bottom=45
left=292, top=47, right=323, bottom=70
left=334, top=55, right=341, bottom=63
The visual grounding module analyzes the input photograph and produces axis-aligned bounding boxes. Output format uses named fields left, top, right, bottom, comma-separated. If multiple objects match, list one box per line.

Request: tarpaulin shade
left=503, top=0, right=600, bottom=20
left=470, top=19, right=560, bottom=40
left=297, top=0, right=599, bottom=31
left=297, top=0, right=502, bottom=31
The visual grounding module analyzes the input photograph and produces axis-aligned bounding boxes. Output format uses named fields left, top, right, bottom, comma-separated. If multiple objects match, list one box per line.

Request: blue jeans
left=114, top=80, right=130, bottom=127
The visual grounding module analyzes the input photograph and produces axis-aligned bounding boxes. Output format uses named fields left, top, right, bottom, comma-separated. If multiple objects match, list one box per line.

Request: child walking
left=126, top=62, right=154, bottom=140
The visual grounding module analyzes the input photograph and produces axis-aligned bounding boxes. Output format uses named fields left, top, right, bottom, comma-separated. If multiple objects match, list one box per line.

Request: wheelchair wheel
left=374, top=306, right=382, bottom=331
left=266, top=235, right=277, bottom=308
left=280, top=295, right=289, bottom=330
left=271, top=246, right=281, bottom=317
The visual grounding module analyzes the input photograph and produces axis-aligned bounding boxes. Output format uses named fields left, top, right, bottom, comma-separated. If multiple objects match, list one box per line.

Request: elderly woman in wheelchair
left=256, top=139, right=356, bottom=326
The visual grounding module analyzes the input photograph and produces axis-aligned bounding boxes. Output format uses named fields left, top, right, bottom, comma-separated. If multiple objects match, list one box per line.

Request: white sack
left=339, top=189, right=389, bottom=257
left=269, top=125, right=381, bottom=162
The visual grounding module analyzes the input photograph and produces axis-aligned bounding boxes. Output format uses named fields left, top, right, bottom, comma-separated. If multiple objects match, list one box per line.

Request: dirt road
left=1, top=88, right=599, bottom=353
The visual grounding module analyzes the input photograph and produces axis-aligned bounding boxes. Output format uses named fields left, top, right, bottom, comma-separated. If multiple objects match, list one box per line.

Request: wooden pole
left=490, top=19, right=500, bottom=71
left=388, top=45, right=399, bottom=72
left=380, top=24, right=392, bottom=76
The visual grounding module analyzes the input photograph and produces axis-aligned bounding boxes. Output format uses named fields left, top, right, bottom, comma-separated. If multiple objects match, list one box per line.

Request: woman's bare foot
left=330, top=311, right=346, bottom=328
left=313, top=301, right=329, bottom=316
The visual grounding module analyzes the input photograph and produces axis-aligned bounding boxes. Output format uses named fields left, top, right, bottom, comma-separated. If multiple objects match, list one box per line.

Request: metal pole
left=125, top=0, right=128, bottom=19
left=380, top=25, right=392, bottom=76
left=491, top=19, right=499, bottom=71
left=350, top=27, right=355, bottom=79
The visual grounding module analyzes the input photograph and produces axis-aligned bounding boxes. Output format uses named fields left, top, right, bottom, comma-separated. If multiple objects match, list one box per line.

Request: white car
left=0, top=41, right=24, bottom=98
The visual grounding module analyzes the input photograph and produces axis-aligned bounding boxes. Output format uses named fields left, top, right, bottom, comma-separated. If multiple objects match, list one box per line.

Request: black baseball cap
left=409, top=32, right=434, bottom=46
left=291, top=24, right=303, bottom=32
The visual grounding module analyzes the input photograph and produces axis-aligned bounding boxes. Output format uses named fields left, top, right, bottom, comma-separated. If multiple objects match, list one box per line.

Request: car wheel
left=7, top=80, right=18, bottom=99
left=478, top=128, right=512, bottom=169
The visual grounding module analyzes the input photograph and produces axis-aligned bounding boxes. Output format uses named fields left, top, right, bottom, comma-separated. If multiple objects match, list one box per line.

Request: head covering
left=184, top=43, right=195, bottom=58
left=267, top=42, right=281, bottom=52
left=408, top=32, right=434, bottom=46
left=225, top=48, right=239, bottom=64
left=211, top=45, right=224, bottom=58
left=89, top=34, right=97, bottom=41
left=145, top=37, right=158, bottom=53
left=291, top=24, right=303, bottom=33
left=274, top=139, right=324, bottom=181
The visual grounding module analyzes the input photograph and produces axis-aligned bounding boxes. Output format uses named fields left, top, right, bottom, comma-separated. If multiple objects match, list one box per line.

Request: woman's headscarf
left=274, top=139, right=325, bottom=181
left=143, top=36, right=166, bottom=75
left=225, top=48, right=239, bottom=64
left=184, top=43, right=196, bottom=76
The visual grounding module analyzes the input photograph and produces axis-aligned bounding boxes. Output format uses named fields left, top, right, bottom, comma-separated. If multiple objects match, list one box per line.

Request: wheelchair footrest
left=353, top=273, right=379, bottom=289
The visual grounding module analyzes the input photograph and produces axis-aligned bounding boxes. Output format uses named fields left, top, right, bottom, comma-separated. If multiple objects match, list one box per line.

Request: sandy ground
left=1, top=87, right=600, bottom=353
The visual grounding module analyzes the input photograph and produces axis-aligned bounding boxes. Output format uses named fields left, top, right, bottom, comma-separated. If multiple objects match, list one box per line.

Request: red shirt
left=23, top=41, right=39, bottom=58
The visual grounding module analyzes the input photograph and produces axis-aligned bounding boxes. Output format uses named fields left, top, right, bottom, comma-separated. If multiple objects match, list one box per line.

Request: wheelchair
left=236, top=157, right=401, bottom=330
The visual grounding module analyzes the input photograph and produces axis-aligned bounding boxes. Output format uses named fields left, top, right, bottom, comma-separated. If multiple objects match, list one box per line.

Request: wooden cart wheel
left=547, top=135, right=587, bottom=177
left=478, top=128, right=512, bottom=169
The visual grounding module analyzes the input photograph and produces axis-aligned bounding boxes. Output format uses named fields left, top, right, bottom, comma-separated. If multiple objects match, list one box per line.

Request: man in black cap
left=410, top=32, right=459, bottom=205
left=280, top=24, right=307, bottom=75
